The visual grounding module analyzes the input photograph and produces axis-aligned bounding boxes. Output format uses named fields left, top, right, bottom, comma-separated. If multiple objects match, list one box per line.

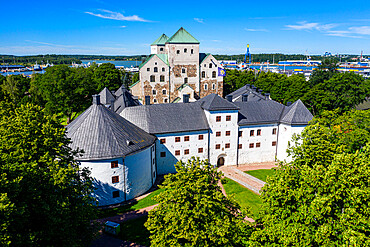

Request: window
left=111, top=160, right=118, bottom=168
left=175, top=137, right=180, bottom=142
left=238, top=131, right=243, bottom=137
left=160, top=138, right=166, bottom=144
left=160, top=47, right=164, bottom=51
left=209, top=63, right=212, bottom=68
left=198, top=148, right=203, bottom=153
left=175, top=150, right=180, bottom=156
left=226, top=131, right=230, bottom=136
left=155, top=62, right=157, bottom=65
left=215, top=144, right=221, bottom=149
left=204, top=84, right=208, bottom=90
left=150, top=75, right=155, bottom=82
left=198, top=134, right=204, bottom=140
left=191, top=49, right=194, bottom=54
left=160, top=75, right=165, bottom=82
left=184, top=48, right=187, bottom=53
left=272, top=141, right=277, bottom=146
left=112, top=191, right=119, bottom=198
left=162, top=67, right=165, bottom=72
left=202, top=71, right=205, bottom=78
left=216, top=116, right=221, bottom=122
left=256, top=142, right=261, bottom=148
left=272, top=128, right=277, bottom=135
left=238, top=144, right=243, bottom=149
left=152, top=89, right=156, bottom=95
left=147, top=68, right=150, bottom=71
left=184, top=136, right=190, bottom=141
left=112, top=176, right=119, bottom=183
left=216, top=131, right=221, bottom=137
left=182, top=68, right=186, bottom=73
left=160, top=152, right=166, bottom=157
left=154, top=67, right=158, bottom=72
left=257, top=129, right=261, bottom=136
left=162, top=89, right=166, bottom=94
left=226, top=115, right=231, bottom=121
left=184, top=149, right=189, bottom=155
left=177, top=50, right=180, bottom=54
left=225, top=143, right=230, bottom=148
left=153, top=98, right=157, bottom=103
left=212, top=83, right=215, bottom=90
left=249, top=143, right=254, bottom=148
left=250, top=130, right=255, bottom=136
left=164, top=98, right=168, bottom=103
left=184, top=77, right=188, bottom=83
left=212, top=71, right=216, bottom=78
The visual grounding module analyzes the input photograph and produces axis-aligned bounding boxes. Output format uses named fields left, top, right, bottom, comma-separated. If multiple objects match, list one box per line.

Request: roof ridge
left=167, top=27, right=200, bottom=44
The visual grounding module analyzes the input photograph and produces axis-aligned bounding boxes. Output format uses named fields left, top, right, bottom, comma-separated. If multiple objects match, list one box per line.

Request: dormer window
left=160, top=47, right=164, bottom=51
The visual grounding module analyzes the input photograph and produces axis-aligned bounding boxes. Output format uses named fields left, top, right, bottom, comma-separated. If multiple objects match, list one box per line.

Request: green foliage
left=145, top=158, right=252, bottom=246
left=119, top=216, right=151, bottom=246
left=251, top=110, right=370, bottom=246
left=131, top=72, right=139, bottom=85
left=90, top=63, right=122, bottom=92
left=223, top=69, right=255, bottom=95
left=1, top=75, right=31, bottom=105
left=0, top=102, right=97, bottom=246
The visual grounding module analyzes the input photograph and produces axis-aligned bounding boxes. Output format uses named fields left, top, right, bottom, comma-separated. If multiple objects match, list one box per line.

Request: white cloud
left=120, top=26, right=126, bottom=28
left=194, top=18, right=204, bottom=23
left=85, top=9, right=150, bottom=22
left=349, top=26, right=370, bottom=35
left=245, top=28, right=268, bottom=32
left=285, top=21, right=336, bottom=31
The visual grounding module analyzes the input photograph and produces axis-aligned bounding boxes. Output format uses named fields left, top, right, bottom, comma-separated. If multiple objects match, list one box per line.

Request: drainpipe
left=150, top=144, right=153, bottom=186
left=236, top=127, right=240, bottom=167
left=207, top=129, right=211, bottom=163
left=168, top=65, right=171, bottom=102
left=123, top=157, right=127, bottom=202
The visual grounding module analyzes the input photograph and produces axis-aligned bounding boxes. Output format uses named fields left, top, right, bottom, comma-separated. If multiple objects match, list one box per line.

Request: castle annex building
left=66, top=84, right=313, bottom=206
left=130, top=27, right=224, bottom=104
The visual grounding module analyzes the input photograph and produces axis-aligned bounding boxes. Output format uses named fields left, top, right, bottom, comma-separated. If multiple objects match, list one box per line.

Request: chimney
left=246, top=84, right=250, bottom=88
left=258, top=89, right=263, bottom=94
left=183, top=94, right=190, bottom=103
left=242, top=93, right=248, bottom=102
left=110, top=99, right=115, bottom=112
left=92, top=94, right=100, bottom=105
left=287, top=101, right=292, bottom=106
left=226, top=95, right=233, bottom=102
left=145, top=96, right=151, bottom=105
left=265, top=93, right=271, bottom=100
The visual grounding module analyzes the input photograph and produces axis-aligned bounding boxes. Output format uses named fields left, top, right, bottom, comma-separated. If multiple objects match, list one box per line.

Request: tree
left=30, top=65, right=95, bottom=123
left=250, top=110, right=370, bottom=246
left=0, top=102, right=97, bottom=246
left=145, top=158, right=252, bottom=247
left=91, top=63, right=122, bottom=92
left=1, top=75, right=31, bottom=105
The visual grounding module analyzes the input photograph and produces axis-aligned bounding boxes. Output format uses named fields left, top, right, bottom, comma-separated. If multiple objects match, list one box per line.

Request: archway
left=217, top=157, right=225, bottom=167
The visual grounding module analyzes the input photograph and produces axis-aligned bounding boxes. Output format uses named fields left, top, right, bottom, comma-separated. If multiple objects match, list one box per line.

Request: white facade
left=80, top=145, right=155, bottom=206
left=276, top=124, right=306, bottom=162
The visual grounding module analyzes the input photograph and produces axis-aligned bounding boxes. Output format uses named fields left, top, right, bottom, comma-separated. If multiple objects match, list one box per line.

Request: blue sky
left=1, top=0, right=369, bottom=56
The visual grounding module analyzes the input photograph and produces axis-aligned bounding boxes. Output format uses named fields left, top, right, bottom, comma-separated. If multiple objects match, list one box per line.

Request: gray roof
left=226, top=85, right=266, bottom=102
left=113, top=85, right=141, bottom=114
left=235, top=100, right=285, bottom=125
left=197, top=94, right=239, bottom=111
left=280, top=99, right=313, bottom=125
left=120, top=102, right=209, bottom=134
left=66, top=101, right=155, bottom=161
left=98, top=87, right=116, bottom=105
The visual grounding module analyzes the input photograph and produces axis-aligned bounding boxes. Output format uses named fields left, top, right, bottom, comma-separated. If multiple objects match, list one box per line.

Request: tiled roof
left=226, top=85, right=266, bottom=102
left=280, top=99, right=313, bottom=125
left=120, top=103, right=209, bottom=134
left=197, top=94, right=239, bottom=111
left=66, top=100, right=155, bottom=161
left=235, top=100, right=285, bottom=125
left=166, top=27, right=200, bottom=44
left=113, top=85, right=141, bottom=114
left=151, top=34, right=169, bottom=45
left=98, top=87, right=116, bottom=105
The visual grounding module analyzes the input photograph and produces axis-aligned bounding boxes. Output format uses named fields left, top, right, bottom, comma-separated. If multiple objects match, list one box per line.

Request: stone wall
left=172, top=65, right=197, bottom=78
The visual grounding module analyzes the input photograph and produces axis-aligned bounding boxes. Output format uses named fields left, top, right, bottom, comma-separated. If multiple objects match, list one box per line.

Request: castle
left=130, top=27, right=224, bottom=104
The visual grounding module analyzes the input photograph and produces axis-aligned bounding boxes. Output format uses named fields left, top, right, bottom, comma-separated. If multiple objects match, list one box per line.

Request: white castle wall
left=276, top=124, right=306, bottom=162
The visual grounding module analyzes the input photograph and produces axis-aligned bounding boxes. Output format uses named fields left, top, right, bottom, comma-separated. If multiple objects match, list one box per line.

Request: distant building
left=66, top=85, right=313, bottom=206
left=130, top=27, right=224, bottom=104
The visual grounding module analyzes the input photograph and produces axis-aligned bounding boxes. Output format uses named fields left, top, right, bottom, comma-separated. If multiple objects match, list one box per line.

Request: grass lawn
left=118, top=216, right=150, bottom=246
left=245, top=169, right=275, bottom=182
left=97, top=188, right=164, bottom=219
left=222, top=178, right=262, bottom=219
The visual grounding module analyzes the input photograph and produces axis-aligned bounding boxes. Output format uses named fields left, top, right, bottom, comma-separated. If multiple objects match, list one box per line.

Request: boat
left=33, top=62, right=42, bottom=71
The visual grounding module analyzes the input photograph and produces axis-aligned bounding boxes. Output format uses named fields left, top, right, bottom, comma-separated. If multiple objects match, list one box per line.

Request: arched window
left=153, top=98, right=157, bottom=103
left=152, top=89, right=156, bottom=95
left=164, top=98, right=168, bottom=103
left=162, top=67, right=165, bottom=72
left=162, top=89, right=167, bottom=95
left=160, top=75, right=165, bottom=82
left=209, top=63, right=212, bottom=68
left=212, top=83, right=215, bottom=90
left=184, top=77, right=188, bottom=83
left=154, top=67, right=158, bottom=72
left=204, top=84, right=208, bottom=90
left=182, top=68, right=186, bottom=73
left=150, top=75, right=155, bottom=82
left=202, top=71, right=205, bottom=78
left=212, top=71, right=216, bottom=78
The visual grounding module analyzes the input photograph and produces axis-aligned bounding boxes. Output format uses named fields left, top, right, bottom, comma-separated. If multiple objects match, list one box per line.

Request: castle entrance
left=217, top=157, right=225, bottom=167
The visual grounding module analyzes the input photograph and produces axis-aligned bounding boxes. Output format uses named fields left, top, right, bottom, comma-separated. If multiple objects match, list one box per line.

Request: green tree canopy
left=1, top=75, right=31, bottom=105
left=90, top=63, right=122, bottom=92
left=145, top=158, right=252, bottom=247
left=0, top=102, right=97, bottom=246
left=251, top=110, right=370, bottom=246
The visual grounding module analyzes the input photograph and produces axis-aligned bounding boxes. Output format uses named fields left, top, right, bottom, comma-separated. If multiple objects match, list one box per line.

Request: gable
left=166, top=27, right=200, bottom=44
